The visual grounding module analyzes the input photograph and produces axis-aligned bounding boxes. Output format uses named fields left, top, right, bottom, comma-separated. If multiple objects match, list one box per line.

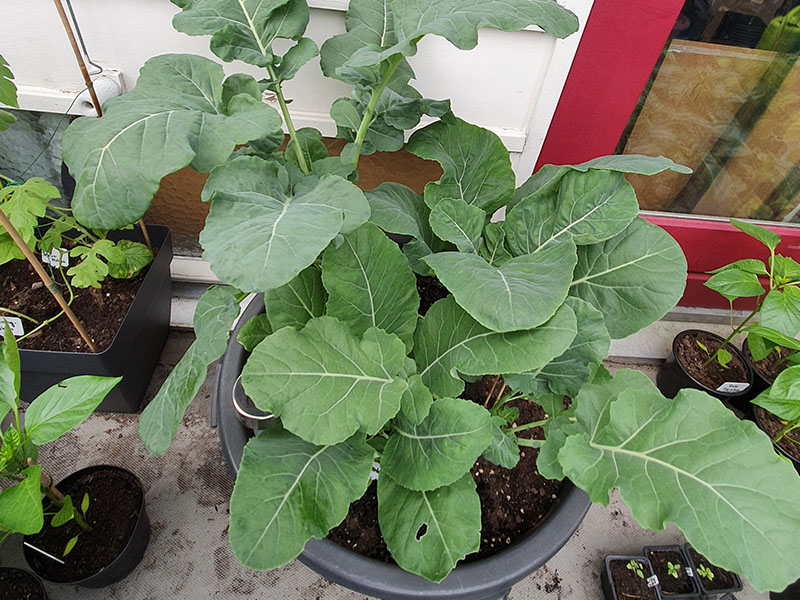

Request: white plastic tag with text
left=41, top=247, right=69, bottom=268
left=646, top=575, right=659, bottom=589
left=716, top=382, right=749, bottom=394
left=0, top=316, right=24, bottom=337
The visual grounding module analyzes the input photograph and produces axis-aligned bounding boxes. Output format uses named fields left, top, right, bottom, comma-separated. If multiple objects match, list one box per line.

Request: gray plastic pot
left=213, top=296, right=591, bottom=600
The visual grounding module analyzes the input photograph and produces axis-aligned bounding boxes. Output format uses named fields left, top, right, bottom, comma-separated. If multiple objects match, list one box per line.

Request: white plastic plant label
left=646, top=575, right=659, bottom=588
left=716, top=382, right=749, bottom=394
left=0, top=316, right=24, bottom=337
left=685, top=567, right=694, bottom=578
left=370, top=461, right=381, bottom=481
left=41, top=247, right=69, bottom=268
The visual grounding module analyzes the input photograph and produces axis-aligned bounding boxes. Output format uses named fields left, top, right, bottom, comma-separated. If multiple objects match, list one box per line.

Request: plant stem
left=350, top=54, right=404, bottom=168
left=702, top=305, right=761, bottom=368
left=45, top=205, right=99, bottom=242
left=266, top=65, right=309, bottom=175
left=0, top=306, right=40, bottom=324
left=16, top=266, right=74, bottom=343
left=516, top=438, right=544, bottom=448
left=772, top=420, right=799, bottom=445
left=510, top=419, right=549, bottom=432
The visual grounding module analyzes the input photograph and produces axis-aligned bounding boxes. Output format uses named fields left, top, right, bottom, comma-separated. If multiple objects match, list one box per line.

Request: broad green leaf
left=200, top=156, right=369, bottom=292
left=0, top=109, right=15, bottom=131
left=221, top=73, right=262, bottom=106
left=482, top=417, right=520, bottom=469
left=237, top=313, right=273, bottom=352
left=25, top=376, right=121, bottom=445
left=506, top=170, right=639, bottom=254
left=273, top=37, right=319, bottom=82
left=731, top=219, right=781, bottom=252
left=264, top=265, right=326, bottom=331
left=68, top=238, right=124, bottom=289
left=322, top=224, right=419, bottom=350
left=423, top=238, right=577, bottom=332
left=0, top=54, right=18, bottom=108
left=242, top=317, right=408, bottom=445
left=569, top=218, right=687, bottom=339
left=107, top=240, right=153, bottom=280
left=407, top=114, right=515, bottom=214
left=400, top=374, right=434, bottom=425
left=0, top=178, right=59, bottom=264
left=378, top=473, right=480, bottom=583
left=557, top=368, right=800, bottom=593
left=414, top=297, right=577, bottom=398
left=745, top=325, right=800, bottom=353
left=330, top=98, right=363, bottom=132
left=507, top=297, right=610, bottom=397
left=229, top=427, right=373, bottom=570
left=478, top=221, right=512, bottom=267
left=403, top=238, right=436, bottom=276
left=0, top=465, right=43, bottom=535
left=382, top=397, right=492, bottom=490
left=708, top=258, right=768, bottom=275
left=773, top=256, right=800, bottom=284
left=173, top=0, right=305, bottom=67
left=760, top=287, right=800, bottom=337
left=285, top=127, right=329, bottom=170
left=51, top=495, right=74, bottom=527
left=704, top=269, right=765, bottom=302
left=0, top=325, right=20, bottom=423
left=139, top=285, right=241, bottom=455
left=752, top=365, right=800, bottom=422
left=346, top=0, right=578, bottom=67
left=428, top=199, right=485, bottom=253
left=366, top=182, right=433, bottom=245
left=63, top=54, right=282, bottom=229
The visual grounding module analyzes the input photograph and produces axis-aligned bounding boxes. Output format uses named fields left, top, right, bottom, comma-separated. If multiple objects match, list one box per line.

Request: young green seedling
left=697, top=564, right=714, bottom=581
left=627, top=560, right=645, bottom=579
left=667, top=561, right=681, bottom=579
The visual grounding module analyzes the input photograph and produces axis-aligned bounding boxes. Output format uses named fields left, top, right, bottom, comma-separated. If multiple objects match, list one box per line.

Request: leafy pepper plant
left=0, top=326, right=120, bottom=553
left=60, top=0, right=800, bottom=592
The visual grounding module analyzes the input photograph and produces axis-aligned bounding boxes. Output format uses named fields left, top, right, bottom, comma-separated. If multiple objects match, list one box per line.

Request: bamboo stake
left=138, top=219, right=154, bottom=253
left=0, top=209, right=97, bottom=352
left=53, top=0, right=102, bottom=117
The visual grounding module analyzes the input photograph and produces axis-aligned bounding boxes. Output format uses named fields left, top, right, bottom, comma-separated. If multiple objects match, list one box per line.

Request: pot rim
left=753, top=406, right=800, bottom=468
left=215, top=294, right=592, bottom=599
left=682, top=543, right=742, bottom=596
left=0, top=566, right=48, bottom=598
left=671, top=329, right=754, bottom=397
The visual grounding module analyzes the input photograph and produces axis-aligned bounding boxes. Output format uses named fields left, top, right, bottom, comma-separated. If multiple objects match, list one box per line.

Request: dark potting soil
left=756, top=406, right=800, bottom=462
left=686, top=546, right=739, bottom=592
left=327, top=376, right=563, bottom=563
left=0, top=257, right=147, bottom=353
left=645, top=548, right=694, bottom=595
left=675, top=331, right=748, bottom=390
left=26, top=468, right=143, bottom=583
left=608, top=559, right=658, bottom=600
left=745, top=341, right=793, bottom=383
left=416, top=274, right=449, bottom=316
left=0, top=568, right=47, bottom=600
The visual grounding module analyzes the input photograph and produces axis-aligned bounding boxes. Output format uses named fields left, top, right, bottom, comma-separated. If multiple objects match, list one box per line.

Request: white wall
left=2, top=0, right=592, bottom=178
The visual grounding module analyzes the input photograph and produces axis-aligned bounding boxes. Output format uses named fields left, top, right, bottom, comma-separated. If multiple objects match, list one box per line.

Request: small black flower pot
left=18, top=225, right=172, bottom=413
left=643, top=545, right=700, bottom=599
left=754, top=407, right=800, bottom=474
left=656, top=330, right=753, bottom=415
left=601, top=555, right=659, bottom=600
left=0, top=567, right=49, bottom=599
left=24, top=465, right=150, bottom=588
left=213, top=296, right=591, bottom=600
left=683, top=544, right=742, bottom=598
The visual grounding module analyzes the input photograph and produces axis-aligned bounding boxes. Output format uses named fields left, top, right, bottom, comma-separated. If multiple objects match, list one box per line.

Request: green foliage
left=0, top=327, right=119, bottom=546
left=667, top=561, right=681, bottom=578
left=0, top=53, right=18, bottom=130
left=60, top=0, right=800, bottom=591
left=626, top=560, right=644, bottom=579
left=697, top=564, right=714, bottom=581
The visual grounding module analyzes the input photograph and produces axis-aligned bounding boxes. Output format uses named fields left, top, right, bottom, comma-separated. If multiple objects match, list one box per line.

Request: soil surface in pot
left=26, top=467, right=143, bottom=582
left=416, top=274, right=449, bottom=316
left=327, top=376, right=563, bottom=562
left=0, top=568, right=47, bottom=600
left=745, top=342, right=793, bottom=383
left=686, top=546, right=739, bottom=592
left=756, top=406, right=800, bottom=462
left=0, top=257, right=148, bottom=353
left=645, top=548, right=694, bottom=595
left=676, top=331, right=748, bottom=390
left=608, top=559, right=658, bottom=600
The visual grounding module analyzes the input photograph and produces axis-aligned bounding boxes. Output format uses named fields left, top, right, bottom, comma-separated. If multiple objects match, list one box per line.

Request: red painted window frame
left=536, top=0, right=800, bottom=308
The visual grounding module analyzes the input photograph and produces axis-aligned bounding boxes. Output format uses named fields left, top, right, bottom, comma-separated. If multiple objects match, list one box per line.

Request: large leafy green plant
left=0, top=326, right=120, bottom=551
left=60, top=0, right=800, bottom=592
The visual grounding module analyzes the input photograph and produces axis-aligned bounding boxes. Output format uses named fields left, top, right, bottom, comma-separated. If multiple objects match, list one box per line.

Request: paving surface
left=1, top=332, right=768, bottom=599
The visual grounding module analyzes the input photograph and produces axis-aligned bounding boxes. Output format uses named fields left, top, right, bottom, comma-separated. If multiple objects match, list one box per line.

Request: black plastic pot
left=213, top=296, right=592, bottom=600
left=0, top=567, right=49, bottom=599
left=601, top=555, right=659, bottom=600
left=771, top=576, right=800, bottom=599
left=656, top=330, right=754, bottom=414
left=18, top=225, right=172, bottom=412
left=683, top=544, right=742, bottom=598
left=741, top=337, right=773, bottom=401
left=754, top=407, right=800, bottom=474
left=643, top=545, right=700, bottom=599
left=24, top=465, right=150, bottom=588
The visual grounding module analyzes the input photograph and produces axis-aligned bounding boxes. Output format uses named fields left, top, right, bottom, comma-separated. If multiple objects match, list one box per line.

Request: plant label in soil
left=646, top=575, right=659, bottom=588
left=716, top=382, right=749, bottom=393
left=40, top=247, right=69, bottom=268
left=0, top=317, right=24, bottom=337
left=686, top=567, right=693, bottom=577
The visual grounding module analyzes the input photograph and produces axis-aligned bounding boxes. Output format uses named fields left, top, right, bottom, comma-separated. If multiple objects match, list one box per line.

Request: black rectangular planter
left=683, top=544, right=743, bottom=598
left=643, top=545, right=700, bottom=599
left=602, top=555, right=659, bottom=600
left=18, top=225, right=172, bottom=413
